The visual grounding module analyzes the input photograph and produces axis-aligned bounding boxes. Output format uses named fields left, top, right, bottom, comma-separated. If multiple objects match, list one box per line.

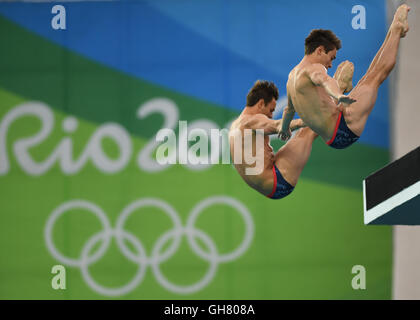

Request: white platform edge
left=363, top=180, right=420, bottom=225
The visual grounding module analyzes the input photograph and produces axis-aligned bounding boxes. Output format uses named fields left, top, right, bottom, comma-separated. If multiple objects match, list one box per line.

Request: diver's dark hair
left=246, top=80, right=279, bottom=106
left=305, top=29, right=342, bottom=55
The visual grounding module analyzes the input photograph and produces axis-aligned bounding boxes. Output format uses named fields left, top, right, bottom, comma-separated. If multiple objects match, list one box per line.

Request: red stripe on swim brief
left=267, top=165, right=277, bottom=198
left=326, top=112, right=342, bottom=145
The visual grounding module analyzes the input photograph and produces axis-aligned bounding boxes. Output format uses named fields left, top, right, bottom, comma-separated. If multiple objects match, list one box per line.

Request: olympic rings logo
left=44, top=196, right=254, bottom=296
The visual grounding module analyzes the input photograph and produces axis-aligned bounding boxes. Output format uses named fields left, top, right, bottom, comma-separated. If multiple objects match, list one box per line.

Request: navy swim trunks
left=326, top=112, right=359, bottom=149
left=267, top=165, right=294, bottom=200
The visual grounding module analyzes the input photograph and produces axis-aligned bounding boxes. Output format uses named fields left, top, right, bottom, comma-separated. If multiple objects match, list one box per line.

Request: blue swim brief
left=267, top=165, right=294, bottom=200
left=326, top=112, right=359, bottom=149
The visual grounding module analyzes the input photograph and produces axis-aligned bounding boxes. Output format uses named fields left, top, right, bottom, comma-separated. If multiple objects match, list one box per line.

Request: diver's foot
left=334, top=60, right=354, bottom=93
left=391, top=4, right=410, bottom=38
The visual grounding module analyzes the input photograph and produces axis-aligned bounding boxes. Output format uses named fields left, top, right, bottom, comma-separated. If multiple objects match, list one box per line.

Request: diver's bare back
left=287, top=64, right=339, bottom=142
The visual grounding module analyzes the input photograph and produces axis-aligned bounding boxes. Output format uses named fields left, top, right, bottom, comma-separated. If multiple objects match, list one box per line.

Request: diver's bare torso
left=287, top=63, right=340, bottom=142
left=229, top=115, right=274, bottom=196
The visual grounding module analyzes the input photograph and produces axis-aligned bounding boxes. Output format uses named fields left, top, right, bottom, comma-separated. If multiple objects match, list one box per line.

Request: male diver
left=229, top=80, right=317, bottom=199
left=279, top=5, right=410, bottom=149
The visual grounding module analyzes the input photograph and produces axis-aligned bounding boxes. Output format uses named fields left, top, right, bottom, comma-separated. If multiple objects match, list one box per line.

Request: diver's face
left=321, top=47, right=337, bottom=69
left=264, top=98, right=277, bottom=119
